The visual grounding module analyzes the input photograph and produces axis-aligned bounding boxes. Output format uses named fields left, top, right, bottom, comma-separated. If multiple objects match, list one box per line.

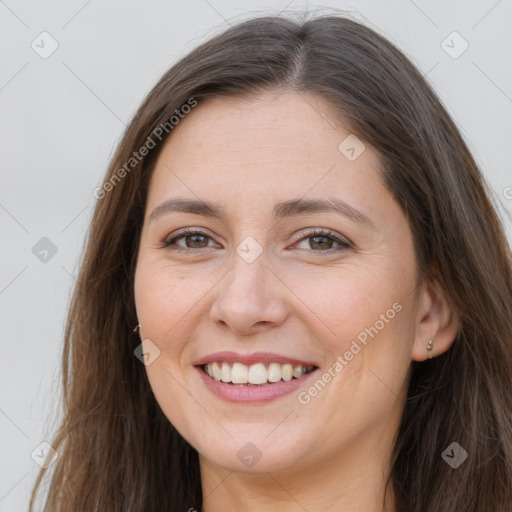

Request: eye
left=293, top=228, right=352, bottom=252
left=161, top=228, right=218, bottom=251
left=161, top=227, right=352, bottom=254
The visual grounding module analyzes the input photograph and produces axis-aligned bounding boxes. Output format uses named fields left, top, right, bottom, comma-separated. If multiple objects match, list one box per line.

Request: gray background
left=1, top=0, right=511, bottom=509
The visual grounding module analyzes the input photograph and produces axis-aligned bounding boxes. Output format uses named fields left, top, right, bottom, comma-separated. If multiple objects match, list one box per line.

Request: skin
left=134, top=90, right=458, bottom=512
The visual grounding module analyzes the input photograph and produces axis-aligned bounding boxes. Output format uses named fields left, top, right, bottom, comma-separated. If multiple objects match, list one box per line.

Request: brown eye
left=162, top=229, right=217, bottom=251
left=294, top=228, right=352, bottom=252
left=309, top=235, right=335, bottom=250
left=184, top=234, right=209, bottom=248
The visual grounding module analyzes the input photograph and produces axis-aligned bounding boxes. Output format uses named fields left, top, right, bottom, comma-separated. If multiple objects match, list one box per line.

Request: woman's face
left=134, top=91, right=425, bottom=475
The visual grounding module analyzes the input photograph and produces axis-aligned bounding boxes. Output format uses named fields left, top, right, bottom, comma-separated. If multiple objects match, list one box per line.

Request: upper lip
left=193, top=351, right=319, bottom=367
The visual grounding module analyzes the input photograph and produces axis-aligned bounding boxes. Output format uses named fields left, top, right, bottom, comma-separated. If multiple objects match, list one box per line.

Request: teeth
left=221, top=362, right=231, bottom=383
left=212, top=362, right=222, bottom=381
left=292, top=365, right=304, bottom=378
left=248, top=363, right=267, bottom=385
left=281, top=363, right=293, bottom=381
left=231, top=362, right=248, bottom=384
left=203, top=361, right=313, bottom=385
left=268, top=363, right=282, bottom=382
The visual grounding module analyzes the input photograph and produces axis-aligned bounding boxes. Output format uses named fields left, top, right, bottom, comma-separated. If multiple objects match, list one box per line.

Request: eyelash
left=161, top=227, right=352, bottom=254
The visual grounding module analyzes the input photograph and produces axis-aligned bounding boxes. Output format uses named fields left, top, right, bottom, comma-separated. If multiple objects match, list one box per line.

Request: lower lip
left=196, top=366, right=318, bottom=404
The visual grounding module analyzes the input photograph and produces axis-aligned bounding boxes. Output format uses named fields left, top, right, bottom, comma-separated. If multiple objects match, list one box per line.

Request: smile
left=195, top=356, right=319, bottom=403
left=203, top=361, right=316, bottom=386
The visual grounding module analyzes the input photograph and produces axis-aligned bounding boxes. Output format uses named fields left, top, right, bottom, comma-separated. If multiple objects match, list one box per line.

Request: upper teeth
left=204, top=362, right=314, bottom=385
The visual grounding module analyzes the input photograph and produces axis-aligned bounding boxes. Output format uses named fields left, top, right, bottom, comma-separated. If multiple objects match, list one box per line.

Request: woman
left=30, top=12, right=512, bottom=512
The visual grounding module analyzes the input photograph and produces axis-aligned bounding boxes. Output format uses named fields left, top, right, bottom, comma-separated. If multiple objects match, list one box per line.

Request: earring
left=133, top=324, right=141, bottom=333
left=426, top=337, right=434, bottom=359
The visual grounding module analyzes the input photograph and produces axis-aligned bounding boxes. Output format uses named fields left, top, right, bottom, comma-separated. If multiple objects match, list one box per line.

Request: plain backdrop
left=1, top=0, right=511, bottom=509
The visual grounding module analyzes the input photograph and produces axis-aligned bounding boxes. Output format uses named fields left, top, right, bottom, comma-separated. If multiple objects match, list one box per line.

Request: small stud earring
left=426, top=337, right=434, bottom=359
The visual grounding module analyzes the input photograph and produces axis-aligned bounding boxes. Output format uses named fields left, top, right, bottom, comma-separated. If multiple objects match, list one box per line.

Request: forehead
left=146, top=91, right=384, bottom=218
left=160, top=91, right=357, bottom=162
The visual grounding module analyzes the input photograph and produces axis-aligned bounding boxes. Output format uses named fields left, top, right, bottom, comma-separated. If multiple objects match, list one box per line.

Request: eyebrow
left=149, top=197, right=376, bottom=230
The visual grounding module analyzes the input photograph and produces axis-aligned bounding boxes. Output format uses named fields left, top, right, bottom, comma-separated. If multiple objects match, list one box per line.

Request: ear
left=411, top=277, right=459, bottom=361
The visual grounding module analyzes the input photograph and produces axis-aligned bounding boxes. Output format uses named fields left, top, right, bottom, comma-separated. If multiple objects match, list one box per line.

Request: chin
left=195, top=430, right=313, bottom=474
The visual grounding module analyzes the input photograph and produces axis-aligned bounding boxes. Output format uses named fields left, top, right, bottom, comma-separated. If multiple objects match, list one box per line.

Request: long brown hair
left=29, top=11, right=512, bottom=511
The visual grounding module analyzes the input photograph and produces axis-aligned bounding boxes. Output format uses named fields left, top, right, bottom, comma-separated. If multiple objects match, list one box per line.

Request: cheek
left=292, top=269, right=412, bottom=423
left=133, top=260, right=209, bottom=444
left=134, top=260, right=204, bottom=351
left=291, top=263, right=403, bottom=343
left=289, top=261, right=414, bottom=399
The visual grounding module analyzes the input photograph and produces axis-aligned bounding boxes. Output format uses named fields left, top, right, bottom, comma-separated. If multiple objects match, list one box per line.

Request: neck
left=200, top=434, right=397, bottom=512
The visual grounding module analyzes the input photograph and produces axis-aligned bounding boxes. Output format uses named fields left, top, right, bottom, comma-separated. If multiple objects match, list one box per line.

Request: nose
left=209, top=251, right=289, bottom=335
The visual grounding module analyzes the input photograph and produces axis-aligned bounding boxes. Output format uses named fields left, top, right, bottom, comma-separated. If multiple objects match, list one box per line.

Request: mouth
left=194, top=354, right=320, bottom=404
left=199, top=361, right=317, bottom=386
